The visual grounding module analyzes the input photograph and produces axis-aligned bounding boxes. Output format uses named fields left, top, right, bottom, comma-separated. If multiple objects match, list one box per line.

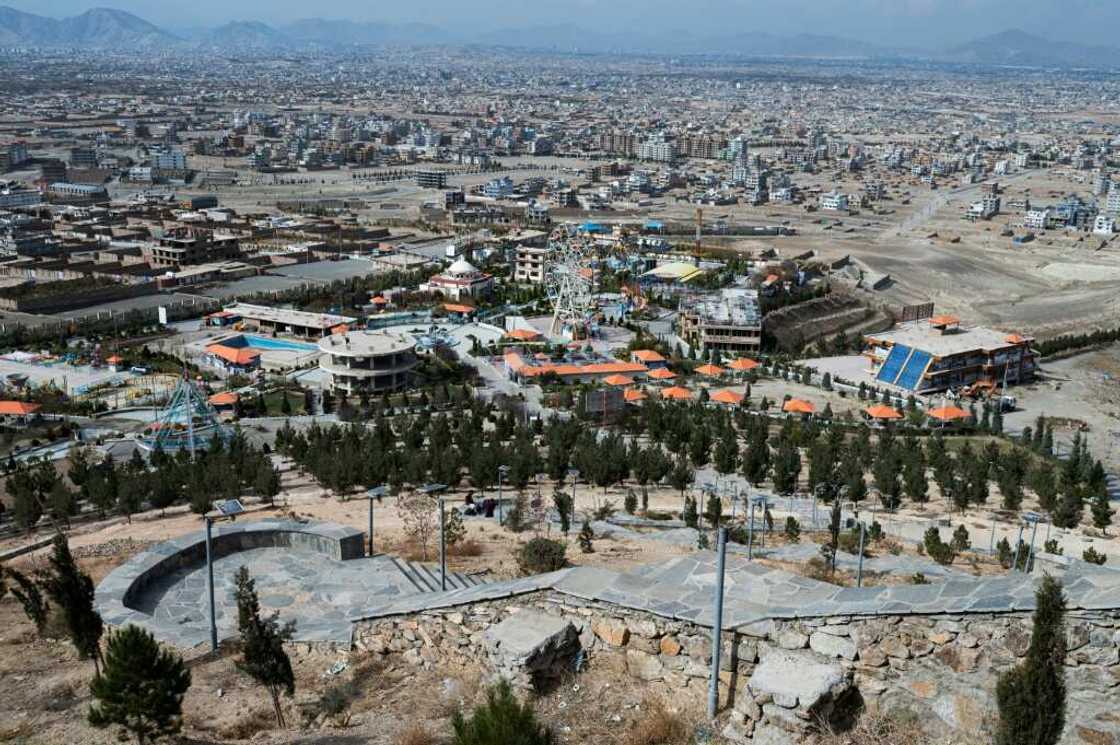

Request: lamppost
left=567, top=468, right=580, bottom=527
left=854, top=519, right=868, bottom=587
left=497, top=464, right=510, bottom=525
left=365, top=485, right=386, bottom=557
left=204, top=498, right=245, bottom=653
left=1022, top=511, right=1047, bottom=573
left=419, top=483, right=449, bottom=589
left=747, top=495, right=769, bottom=560
left=707, top=526, right=728, bottom=720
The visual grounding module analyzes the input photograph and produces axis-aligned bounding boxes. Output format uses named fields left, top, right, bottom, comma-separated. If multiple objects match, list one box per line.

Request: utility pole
left=707, top=527, right=728, bottom=720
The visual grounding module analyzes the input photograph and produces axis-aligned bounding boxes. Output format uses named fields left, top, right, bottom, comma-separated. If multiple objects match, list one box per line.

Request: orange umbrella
left=661, top=386, right=693, bottom=401
left=710, top=388, right=744, bottom=405
left=864, top=404, right=903, bottom=420
left=695, top=363, right=725, bottom=377
left=602, top=374, right=634, bottom=386
left=782, top=398, right=816, bottom=414
left=648, top=367, right=677, bottom=381
left=728, top=357, right=760, bottom=371
left=928, top=405, right=971, bottom=421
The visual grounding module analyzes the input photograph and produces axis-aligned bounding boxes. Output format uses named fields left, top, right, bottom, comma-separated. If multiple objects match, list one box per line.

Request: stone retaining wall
left=353, top=590, right=1120, bottom=745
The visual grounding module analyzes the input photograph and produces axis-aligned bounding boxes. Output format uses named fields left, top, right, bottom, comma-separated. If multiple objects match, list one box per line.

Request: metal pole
left=856, top=522, right=866, bottom=587
left=368, top=498, right=374, bottom=557
left=989, top=519, right=996, bottom=555
left=707, top=527, right=728, bottom=720
left=439, top=499, right=447, bottom=591
left=747, top=503, right=755, bottom=560
left=1027, top=520, right=1040, bottom=573
left=1011, top=524, right=1025, bottom=572
left=497, top=470, right=503, bottom=525
left=205, top=517, right=217, bottom=652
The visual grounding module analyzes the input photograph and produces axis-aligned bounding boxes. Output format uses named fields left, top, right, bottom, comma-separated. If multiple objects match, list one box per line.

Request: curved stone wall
left=96, top=518, right=364, bottom=634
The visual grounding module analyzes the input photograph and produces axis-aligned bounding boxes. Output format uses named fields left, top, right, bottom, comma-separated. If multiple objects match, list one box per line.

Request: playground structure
left=142, top=374, right=229, bottom=455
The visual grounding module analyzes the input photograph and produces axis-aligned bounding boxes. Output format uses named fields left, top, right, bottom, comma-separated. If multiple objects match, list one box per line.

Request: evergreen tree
left=89, top=625, right=192, bottom=745
left=552, top=491, right=572, bottom=534
left=682, top=495, right=699, bottom=528
left=234, top=567, right=295, bottom=727
left=444, top=506, right=466, bottom=547
left=703, top=494, right=722, bottom=528
left=1052, top=488, right=1083, bottom=530
left=994, top=576, right=1066, bottom=745
left=1082, top=547, right=1107, bottom=565
left=42, top=534, right=103, bottom=673
left=784, top=516, right=801, bottom=542
left=623, top=488, right=638, bottom=515
left=1090, top=489, right=1114, bottom=535
left=6, top=567, right=49, bottom=635
left=578, top=519, right=594, bottom=554
left=668, top=455, right=693, bottom=499
left=254, top=459, right=281, bottom=504
left=452, top=679, right=553, bottom=745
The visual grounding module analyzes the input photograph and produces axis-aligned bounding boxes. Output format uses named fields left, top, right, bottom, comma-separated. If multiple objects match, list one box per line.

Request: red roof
left=632, top=349, right=666, bottom=363
left=206, top=344, right=261, bottom=366
left=928, top=405, right=971, bottom=421
left=864, top=404, right=903, bottom=420
left=105, top=355, right=124, bottom=364
left=505, top=328, right=543, bottom=341
left=208, top=392, right=240, bottom=406
left=603, top=374, right=634, bottom=386
left=783, top=398, right=816, bottom=414
left=624, top=388, right=647, bottom=402
left=728, top=357, right=760, bottom=371
left=443, top=303, right=476, bottom=314
left=648, top=367, right=677, bottom=380
left=661, top=386, right=693, bottom=400
left=710, top=389, right=744, bottom=405
left=695, top=363, right=725, bottom=377
left=0, top=401, right=40, bottom=416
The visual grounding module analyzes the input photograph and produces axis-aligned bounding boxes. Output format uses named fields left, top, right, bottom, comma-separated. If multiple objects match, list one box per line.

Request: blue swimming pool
left=221, top=334, right=318, bottom=353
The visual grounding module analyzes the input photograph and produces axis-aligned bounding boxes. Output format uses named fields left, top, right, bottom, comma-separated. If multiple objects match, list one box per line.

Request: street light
left=365, top=485, right=386, bottom=557
left=419, top=483, right=449, bottom=590
left=1022, top=511, right=1047, bottom=573
left=567, top=468, right=580, bottom=528
left=204, top=498, right=245, bottom=653
left=747, top=495, right=769, bottom=560
left=497, top=464, right=510, bottom=525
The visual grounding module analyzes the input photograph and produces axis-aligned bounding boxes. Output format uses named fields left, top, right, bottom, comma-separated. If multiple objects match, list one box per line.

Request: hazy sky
left=10, top=0, right=1120, bottom=47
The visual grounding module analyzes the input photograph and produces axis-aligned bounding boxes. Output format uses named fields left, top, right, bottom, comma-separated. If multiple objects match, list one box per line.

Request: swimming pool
left=220, top=334, right=318, bottom=353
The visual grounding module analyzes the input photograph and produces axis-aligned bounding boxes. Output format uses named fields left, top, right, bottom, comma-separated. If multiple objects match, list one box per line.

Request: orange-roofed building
left=661, top=386, right=693, bottom=401
left=648, top=367, right=677, bottom=381
left=728, top=357, right=760, bottom=372
left=624, top=388, right=647, bottom=403
left=782, top=398, right=816, bottom=415
left=695, top=363, right=725, bottom=377
left=709, top=389, right=744, bottom=406
left=603, top=374, right=634, bottom=386
left=208, top=391, right=239, bottom=407
left=442, top=303, right=477, bottom=316
left=0, top=401, right=41, bottom=419
left=205, top=343, right=261, bottom=372
left=928, top=405, right=971, bottom=422
left=505, top=328, right=543, bottom=342
left=630, top=349, right=667, bottom=368
left=330, top=323, right=350, bottom=335
left=864, top=404, right=903, bottom=420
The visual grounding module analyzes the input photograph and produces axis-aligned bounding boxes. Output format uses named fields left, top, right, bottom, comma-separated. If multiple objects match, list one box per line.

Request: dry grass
left=810, top=710, right=986, bottom=745
left=396, top=722, right=440, bottom=745
left=448, top=538, right=483, bottom=557
left=212, top=707, right=275, bottom=740
left=623, top=698, right=692, bottom=745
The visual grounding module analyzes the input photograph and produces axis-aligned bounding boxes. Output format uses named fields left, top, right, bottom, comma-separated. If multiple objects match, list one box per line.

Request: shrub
left=517, top=538, right=567, bottom=575
left=593, top=500, right=616, bottom=521
left=911, top=573, right=929, bottom=585
left=452, top=679, right=553, bottom=745
left=623, top=699, right=691, bottom=745
left=1043, top=539, right=1063, bottom=556
left=923, top=527, right=956, bottom=566
left=950, top=525, right=971, bottom=553
left=1082, top=547, right=1107, bottom=565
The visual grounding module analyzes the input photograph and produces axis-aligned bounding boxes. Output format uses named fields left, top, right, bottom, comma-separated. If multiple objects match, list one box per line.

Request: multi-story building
left=143, top=229, right=241, bottom=269
left=678, top=135, right=726, bottom=160
left=679, top=288, right=762, bottom=355
left=0, top=184, right=42, bottom=209
left=819, top=191, right=849, bottom=211
left=153, top=148, right=187, bottom=171
left=47, top=182, right=109, bottom=206
left=598, top=131, right=638, bottom=157
left=864, top=317, right=1036, bottom=393
left=422, top=257, right=494, bottom=300
left=515, top=244, right=549, bottom=284
left=1024, top=209, right=1051, bottom=230
left=0, top=142, right=30, bottom=171
left=318, top=330, right=417, bottom=395
left=69, top=147, right=99, bottom=170
left=1107, top=187, right=1120, bottom=216
left=638, top=137, right=676, bottom=163
left=415, top=170, right=448, bottom=189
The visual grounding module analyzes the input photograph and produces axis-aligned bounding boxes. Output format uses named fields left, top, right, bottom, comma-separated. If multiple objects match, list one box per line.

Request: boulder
left=593, top=618, right=630, bottom=647
left=810, top=631, right=857, bottom=660
left=748, top=649, right=851, bottom=712
left=483, top=611, right=580, bottom=691
left=626, top=649, right=664, bottom=681
left=751, top=722, right=801, bottom=745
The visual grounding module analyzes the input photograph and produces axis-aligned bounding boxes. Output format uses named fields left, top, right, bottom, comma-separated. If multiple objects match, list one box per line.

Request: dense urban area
left=0, top=8, right=1119, bottom=745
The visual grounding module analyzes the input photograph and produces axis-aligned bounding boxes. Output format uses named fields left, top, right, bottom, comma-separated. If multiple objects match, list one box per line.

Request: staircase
left=389, top=556, right=491, bottom=593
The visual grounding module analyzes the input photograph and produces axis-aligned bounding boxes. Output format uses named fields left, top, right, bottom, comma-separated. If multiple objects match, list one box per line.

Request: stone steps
left=390, top=556, right=489, bottom=594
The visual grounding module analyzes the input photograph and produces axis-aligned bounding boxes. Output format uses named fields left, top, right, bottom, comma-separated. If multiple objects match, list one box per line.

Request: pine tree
left=682, top=495, right=699, bottom=528
left=42, top=534, right=103, bottom=673
left=578, top=520, right=594, bottom=553
left=624, top=489, right=638, bottom=515
left=89, top=625, right=192, bottom=745
left=784, top=516, right=801, bottom=542
left=703, top=494, right=722, bottom=528
left=234, top=567, right=295, bottom=727
left=1090, top=489, right=1114, bottom=535
left=445, top=506, right=466, bottom=547
left=552, top=491, right=572, bottom=534
left=6, top=567, right=49, bottom=635
left=995, top=576, right=1066, bottom=745
left=254, top=459, right=281, bottom=504
left=452, top=679, right=553, bottom=745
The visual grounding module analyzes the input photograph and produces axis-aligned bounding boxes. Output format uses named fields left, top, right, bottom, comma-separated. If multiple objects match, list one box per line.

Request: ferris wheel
left=545, top=239, right=594, bottom=337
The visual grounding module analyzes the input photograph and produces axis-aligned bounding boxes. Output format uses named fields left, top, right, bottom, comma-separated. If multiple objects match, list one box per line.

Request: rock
left=1067, top=623, right=1092, bottom=652
left=935, top=643, right=981, bottom=673
left=483, top=611, right=580, bottom=691
left=721, top=719, right=753, bottom=744
left=659, top=636, right=682, bottom=656
left=625, top=649, right=664, bottom=681
left=630, top=619, right=659, bottom=638
left=910, top=639, right=934, bottom=658
left=879, top=636, right=910, bottom=659
left=776, top=628, right=809, bottom=650
left=928, top=630, right=955, bottom=645
left=1003, top=623, right=1030, bottom=657
left=748, top=649, right=850, bottom=712
left=751, top=722, right=799, bottom=745
left=817, top=624, right=850, bottom=636
left=1076, top=726, right=1117, bottom=745
left=733, top=693, right=762, bottom=721
left=736, top=640, right=758, bottom=664
left=858, top=646, right=888, bottom=667
left=810, top=632, right=857, bottom=660
left=957, top=632, right=979, bottom=649
left=593, top=619, right=630, bottom=647
left=908, top=680, right=937, bottom=699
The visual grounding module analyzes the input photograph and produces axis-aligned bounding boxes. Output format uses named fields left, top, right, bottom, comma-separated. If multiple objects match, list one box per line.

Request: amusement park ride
left=142, top=373, right=229, bottom=456
left=545, top=237, right=595, bottom=338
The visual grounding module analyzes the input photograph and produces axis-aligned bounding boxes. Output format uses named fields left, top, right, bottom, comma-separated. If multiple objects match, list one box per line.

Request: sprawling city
left=0, top=3, right=1118, bottom=744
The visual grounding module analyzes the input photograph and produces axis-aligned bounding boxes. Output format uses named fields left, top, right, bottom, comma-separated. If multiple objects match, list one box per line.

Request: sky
left=9, top=0, right=1120, bottom=47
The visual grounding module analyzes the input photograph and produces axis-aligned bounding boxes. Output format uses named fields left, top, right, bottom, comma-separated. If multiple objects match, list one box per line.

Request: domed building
left=423, top=257, right=494, bottom=301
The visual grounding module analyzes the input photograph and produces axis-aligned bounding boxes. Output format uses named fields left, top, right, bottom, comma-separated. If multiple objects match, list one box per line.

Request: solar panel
left=896, top=350, right=932, bottom=390
left=215, top=499, right=245, bottom=517
left=876, top=344, right=911, bottom=385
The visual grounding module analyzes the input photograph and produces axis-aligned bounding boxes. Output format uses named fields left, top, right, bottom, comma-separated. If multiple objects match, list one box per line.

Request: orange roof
left=371, top=295, right=389, bottom=305
left=624, top=388, right=647, bottom=402
left=580, top=361, right=648, bottom=375
left=208, top=392, right=240, bottom=406
left=105, top=355, right=124, bottom=364
left=505, top=328, right=543, bottom=341
left=928, top=405, right=971, bottom=421
left=443, top=303, right=476, bottom=314
left=783, top=398, right=816, bottom=414
left=764, top=273, right=781, bottom=283
left=603, top=374, right=634, bottom=386
left=1004, top=333, right=1029, bottom=344
left=661, top=386, right=693, bottom=400
left=864, top=404, right=903, bottom=420
left=695, top=363, right=725, bottom=377
left=648, top=367, right=677, bottom=380
left=206, top=344, right=261, bottom=366
left=330, top=324, right=350, bottom=335
left=728, top=357, right=760, bottom=371
left=632, top=349, right=666, bottom=363
left=930, top=314, right=960, bottom=326
left=710, top=388, right=744, bottom=405
left=0, top=401, right=40, bottom=416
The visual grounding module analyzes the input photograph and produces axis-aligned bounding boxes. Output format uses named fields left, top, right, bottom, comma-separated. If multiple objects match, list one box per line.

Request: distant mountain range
left=0, top=6, right=1116, bottom=70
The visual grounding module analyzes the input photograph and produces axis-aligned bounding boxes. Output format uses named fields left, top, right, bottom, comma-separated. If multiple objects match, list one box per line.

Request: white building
left=819, top=191, right=849, bottom=211
left=638, top=137, right=676, bottom=163
left=423, top=257, right=494, bottom=301
left=318, top=330, right=417, bottom=395
left=1093, top=215, right=1116, bottom=236
left=1024, top=209, right=1050, bottom=230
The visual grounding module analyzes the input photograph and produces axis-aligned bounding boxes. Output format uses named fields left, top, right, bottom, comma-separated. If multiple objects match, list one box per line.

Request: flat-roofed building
left=221, top=302, right=356, bottom=338
left=864, top=317, right=1036, bottom=393
left=319, top=330, right=417, bottom=394
left=515, top=244, right=549, bottom=284
left=679, top=288, right=762, bottom=354
left=144, top=229, right=241, bottom=269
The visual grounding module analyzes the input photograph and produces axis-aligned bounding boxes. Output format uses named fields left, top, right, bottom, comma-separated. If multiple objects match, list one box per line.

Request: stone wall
left=352, top=590, right=1120, bottom=745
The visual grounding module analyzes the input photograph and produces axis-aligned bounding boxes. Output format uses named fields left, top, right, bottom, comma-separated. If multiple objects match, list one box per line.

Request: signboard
left=158, top=306, right=168, bottom=325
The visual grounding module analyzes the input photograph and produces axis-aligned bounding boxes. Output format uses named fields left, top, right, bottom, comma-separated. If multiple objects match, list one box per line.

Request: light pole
left=855, top=520, right=867, bottom=587
left=707, top=526, right=728, bottom=720
left=1011, top=523, right=1025, bottom=573
left=365, top=485, right=386, bottom=557
left=497, top=464, right=510, bottom=525
left=1023, top=511, right=1046, bottom=573
left=567, top=468, right=579, bottom=527
left=419, top=483, right=449, bottom=589
left=204, top=499, right=245, bottom=653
